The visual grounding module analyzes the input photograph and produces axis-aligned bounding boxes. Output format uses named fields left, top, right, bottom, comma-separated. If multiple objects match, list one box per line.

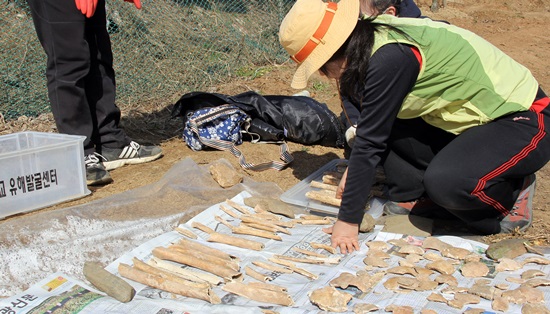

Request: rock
left=486, top=239, right=528, bottom=260
left=209, top=159, right=243, bottom=188
left=359, top=213, right=375, bottom=233
left=244, top=196, right=295, bottom=218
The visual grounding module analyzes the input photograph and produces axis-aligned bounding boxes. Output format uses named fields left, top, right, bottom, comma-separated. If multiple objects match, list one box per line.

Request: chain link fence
left=1, top=0, right=293, bottom=120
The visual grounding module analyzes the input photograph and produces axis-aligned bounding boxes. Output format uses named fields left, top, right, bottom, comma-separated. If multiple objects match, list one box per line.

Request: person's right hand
left=322, top=219, right=359, bottom=254
left=75, top=0, right=98, bottom=18
left=336, top=168, right=348, bottom=199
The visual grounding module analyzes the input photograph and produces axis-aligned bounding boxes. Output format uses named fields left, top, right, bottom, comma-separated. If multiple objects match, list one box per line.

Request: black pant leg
left=85, top=2, right=130, bottom=149
left=424, top=108, right=550, bottom=225
left=383, top=118, right=456, bottom=201
left=27, top=0, right=96, bottom=154
left=26, top=0, right=129, bottom=155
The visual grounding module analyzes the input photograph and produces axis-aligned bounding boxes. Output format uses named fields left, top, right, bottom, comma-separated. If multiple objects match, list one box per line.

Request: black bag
left=171, top=91, right=345, bottom=148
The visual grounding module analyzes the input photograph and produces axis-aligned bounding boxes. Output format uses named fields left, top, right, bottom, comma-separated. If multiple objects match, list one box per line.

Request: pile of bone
left=115, top=197, right=342, bottom=307
left=306, top=161, right=386, bottom=207
left=309, top=237, right=550, bottom=313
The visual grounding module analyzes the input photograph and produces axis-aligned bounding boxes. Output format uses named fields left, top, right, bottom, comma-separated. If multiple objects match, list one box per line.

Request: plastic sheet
left=0, top=157, right=284, bottom=297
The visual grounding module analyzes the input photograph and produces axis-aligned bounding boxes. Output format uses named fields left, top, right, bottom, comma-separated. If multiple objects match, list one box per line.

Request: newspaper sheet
left=2, top=191, right=550, bottom=313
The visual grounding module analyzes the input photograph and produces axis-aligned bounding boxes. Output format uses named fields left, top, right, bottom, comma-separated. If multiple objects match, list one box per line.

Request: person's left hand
left=124, top=0, right=141, bottom=9
left=322, top=219, right=359, bottom=254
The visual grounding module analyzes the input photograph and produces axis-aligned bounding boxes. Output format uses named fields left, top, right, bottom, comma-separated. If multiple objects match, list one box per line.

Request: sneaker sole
left=87, top=176, right=114, bottom=186
left=103, top=152, right=163, bottom=171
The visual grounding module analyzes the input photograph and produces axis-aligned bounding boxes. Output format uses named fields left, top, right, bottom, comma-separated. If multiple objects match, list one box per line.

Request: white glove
left=345, top=125, right=357, bottom=147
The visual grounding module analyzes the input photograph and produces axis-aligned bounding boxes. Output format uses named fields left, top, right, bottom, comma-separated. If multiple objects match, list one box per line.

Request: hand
left=124, top=0, right=142, bottom=9
left=322, top=219, right=359, bottom=254
left=335, top=168, right=348, bottom=199
left=75, top=0, right=98, bottom=18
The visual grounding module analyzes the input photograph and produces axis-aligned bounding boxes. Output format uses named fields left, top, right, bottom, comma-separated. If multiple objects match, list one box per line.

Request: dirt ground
left=2, top=0, right=550, bottom=246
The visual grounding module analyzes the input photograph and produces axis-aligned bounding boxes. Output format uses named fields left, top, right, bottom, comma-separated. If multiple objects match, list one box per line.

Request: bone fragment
left=426, top=260, right=455, bottom=275
left=398, top=244, right=425, bottom=255
left=174, top=227, right=198, bottom=239
left=207, top=232, right=265, bottom=251
left=248, top=281, right=288, bottom=292
left=222, top=281, right=294, bottom=306
left=240, top=214, right=294, bottom=229
left=175, top=237, right=238, bottom=262
left=252, top=261, right=293, bottom=274
left=168, top=245, right=240, bottom=272
left=323, top=170, right=343, bottom=181
left=520, top=278, right=550, bottom=288
left=353, top=303, right=379, bottom=313
left=148, top=257, right=222, bottom=285
left=152, top=247, right=241, bottom=280
left=245, top=265, right=273, bottom=282
left=496, top=258, right=523, bottom=272
left=427, top=292, right=448, bottom=304
left=305, top=190, right=341, bottom=207
left=385, top=305, right=414, bottom=314
left=521, top=269, right=546, bottom=280
left=502, top=286, right=544, bottom=304
left=268, top=257, right=318, bottom=280
left=448, top=293, right=480, bottom=309
left=365, top=241, right=390, bottom=251
left=435, top=274, right=458, bottom=286
left=310, top=180, right=338, bottom=191
left=273, top=254, right=340, bottom=265
left=225, top=198, right=252, bottom=215
left=492, top=296, right=509, bottom=312
left=310, top=242, right=337, bottom=254
left=118, top=263, right=220, bottom=304
left=522, top=256, right=550, bottom=265
left=329, top=272, right=371, bottom=292
left=292, top=247, right=327, bottom=258
left=191, top=221, right=265, bottom=251
left=363, top=256, right=388, bottom=268
left=215, top=215, right=282, bottom=241
left=132, top=258, right=209, bottom=289
left=191, top=221, right=215, bottom=234
left=424, top=252, right=443, bottom=261
left=461, top=261, right=490, bottom=278
left=243, top=222, right=291, bottom=235
left=220, top=204, right=240, bottom=218
left=309, top=286, right=352, bottom=312
left=521, top=304, right=550, bottom=314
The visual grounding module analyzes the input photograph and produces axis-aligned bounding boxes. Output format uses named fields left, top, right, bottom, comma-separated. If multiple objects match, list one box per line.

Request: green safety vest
left=371, top=15, right=539, bottom=134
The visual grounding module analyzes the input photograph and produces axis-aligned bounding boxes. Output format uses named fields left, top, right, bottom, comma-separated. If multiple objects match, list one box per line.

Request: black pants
left=384, top=92, right=550, bottom=233
left=27, top=0, right=130, bottom=155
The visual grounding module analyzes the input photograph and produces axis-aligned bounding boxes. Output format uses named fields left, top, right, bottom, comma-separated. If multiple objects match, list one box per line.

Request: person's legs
left=383, top=118, right=456, bottom=200
left=424, top=106, right=550, bottom=234
left=27, top=0, right=113, bottom=185
left=26, top=0, right=96, bottom=155
left=85, top=1, right=131, bottom=149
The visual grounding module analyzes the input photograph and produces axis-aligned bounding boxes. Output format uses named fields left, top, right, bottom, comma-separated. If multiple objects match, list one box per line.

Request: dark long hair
left=324, top=18, right=414, bottom=104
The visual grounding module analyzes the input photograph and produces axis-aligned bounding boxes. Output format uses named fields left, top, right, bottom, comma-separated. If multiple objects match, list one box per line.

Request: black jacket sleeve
left=337, top=43, right=420, bottom=224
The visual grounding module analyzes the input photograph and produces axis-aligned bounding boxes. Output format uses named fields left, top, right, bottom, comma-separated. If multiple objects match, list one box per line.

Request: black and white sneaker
left=85, top=154, right=113, bottom=186
left=98, top=141, right=163, bottom=171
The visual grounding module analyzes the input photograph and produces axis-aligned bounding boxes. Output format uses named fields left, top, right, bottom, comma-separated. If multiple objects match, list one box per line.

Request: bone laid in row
left=191, top=221, right=265, bottom=251
left=118, top=263, right=221, bottom=304
left=222, top=281, right=294, bottom=306
left=215, top=215, right=282, bottom=241
left=152, top=247, right=242, bottom=280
